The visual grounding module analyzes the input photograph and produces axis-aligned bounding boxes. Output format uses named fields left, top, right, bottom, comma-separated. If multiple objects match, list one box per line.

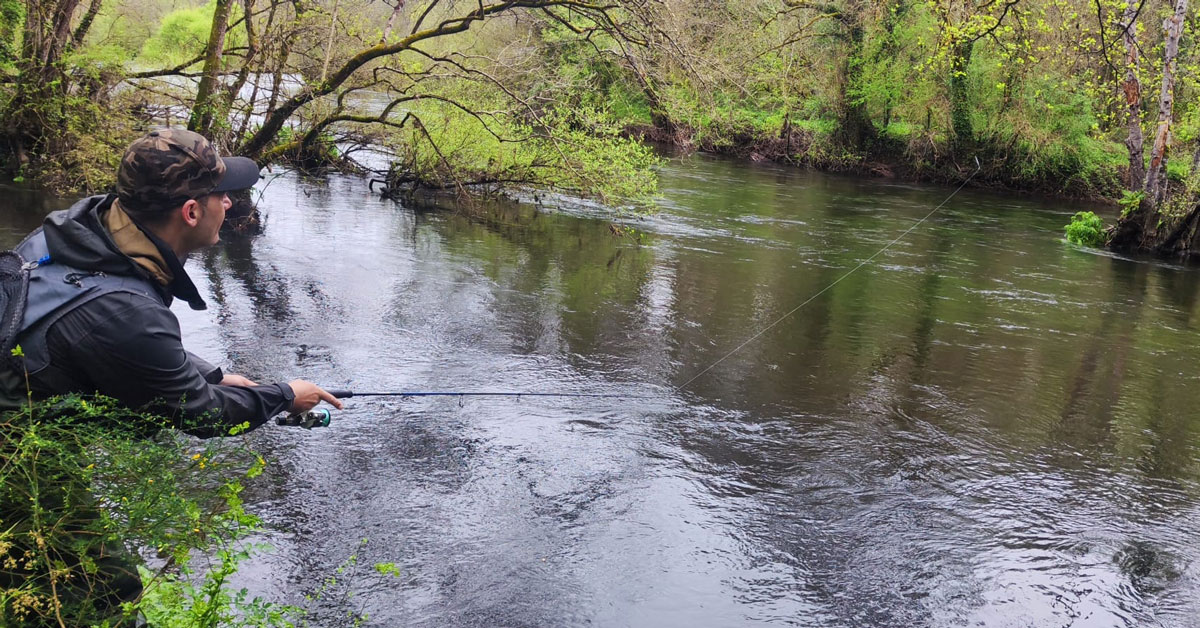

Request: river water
left=3, top=155, right=1200, bottom=627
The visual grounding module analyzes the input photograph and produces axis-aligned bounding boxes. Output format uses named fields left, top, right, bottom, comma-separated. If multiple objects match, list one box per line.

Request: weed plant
left=1065, top=211, right=1106, bottom=247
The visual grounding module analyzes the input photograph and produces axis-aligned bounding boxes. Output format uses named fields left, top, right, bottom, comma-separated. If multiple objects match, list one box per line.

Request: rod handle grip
left=326, top=389, right=353, bottom=398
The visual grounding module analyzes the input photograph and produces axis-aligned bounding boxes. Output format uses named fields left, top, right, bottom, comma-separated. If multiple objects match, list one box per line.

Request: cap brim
left=212, top=156, right=261, bottom=193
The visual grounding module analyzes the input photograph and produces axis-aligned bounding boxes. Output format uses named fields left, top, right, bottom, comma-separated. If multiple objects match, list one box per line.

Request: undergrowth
left=0, top=380, right=399, bottom=626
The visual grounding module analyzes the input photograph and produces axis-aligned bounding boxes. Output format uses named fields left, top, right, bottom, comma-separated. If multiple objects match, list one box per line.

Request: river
left=2, top=154, right=1199, bottom=627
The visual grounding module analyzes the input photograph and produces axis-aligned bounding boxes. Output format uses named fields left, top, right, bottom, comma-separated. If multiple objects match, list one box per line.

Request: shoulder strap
left=13, top=232, right=162, bottom=373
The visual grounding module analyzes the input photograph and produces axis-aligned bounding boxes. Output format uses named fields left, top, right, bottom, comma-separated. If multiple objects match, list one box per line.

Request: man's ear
left=180, top=199, right=202, bottom=227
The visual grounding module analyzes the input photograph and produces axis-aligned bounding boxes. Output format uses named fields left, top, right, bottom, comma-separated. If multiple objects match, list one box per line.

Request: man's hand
left=288, top=380, right=344, bottom=413
left=220, top=373, right=259, bottom=387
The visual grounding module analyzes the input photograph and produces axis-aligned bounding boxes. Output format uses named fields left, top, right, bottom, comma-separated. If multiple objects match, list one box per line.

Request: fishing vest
left=0, top=230, right=161, bottom=407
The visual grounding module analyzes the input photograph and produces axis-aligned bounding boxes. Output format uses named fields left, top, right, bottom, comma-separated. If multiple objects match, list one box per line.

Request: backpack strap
left=13, top=232, right=162, bottom=374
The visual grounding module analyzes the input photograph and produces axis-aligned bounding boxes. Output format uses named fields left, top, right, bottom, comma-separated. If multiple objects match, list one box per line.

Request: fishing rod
left=324, top=390, right=657, bottom=399
left=281, top=158, right=982, bottom=430
left=278, top=389, right=660, bottom=429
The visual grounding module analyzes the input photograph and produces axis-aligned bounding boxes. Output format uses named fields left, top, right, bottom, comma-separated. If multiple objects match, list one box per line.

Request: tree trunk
left=320, top=0, right=342, bottom=83
left=188, top=0, right=236, bottom=135
left=1143, top=0, right=1188, bottom=208
left=837, top=15, right=873, bottom=149
left=380, top=0, right=406, bottom=44
left=1121, top=0, right=1145, bottom=191
left=949, top=38, right=973, bottom=150
left=221, top=0, right=258, bottom=121
left=1110, top=0, right=1189, bottom=253
left=1, top=0, right=90, bottom=159
left=264, top=33, right=291, bottom=123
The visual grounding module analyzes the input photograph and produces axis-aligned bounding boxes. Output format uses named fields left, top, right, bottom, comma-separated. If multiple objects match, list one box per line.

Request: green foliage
left=1166, top=160, right=1189, bottom=182
left=21, top=79, right=139, bottom=194
left=0, top=395, right=290, bottom=626
left=883, top=121, right=916, bottom=141
left=262, top=125, right=344, bottom=172
left=137, top=543, right=298, bottom=628
left=386, top=98, right=660, bottom=208
left=602, top=80, right=654, bottom=128
left=0, top=0, right=22, bottom=67
left=139, top=4, right=211, bottom=65
left=1119, top=190, right=1146, bottom=217
left=1064, top=210, right=1107, bottom=247
left=139, top=1, right=246, bottom=67
left=297, top=538, right=403, bottom=627
left=83, top=14, right=150, bottom=62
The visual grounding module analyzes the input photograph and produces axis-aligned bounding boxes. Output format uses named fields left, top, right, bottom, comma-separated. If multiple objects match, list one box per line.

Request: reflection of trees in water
left=1054, top=259, right=1200, bottom=485
left=433, top=199, right=659, bottom=371
left=1154, top=265, right=1200, bottom=327
left=1050, top=258, right=1148, bottom=450
left=0, top=187, right=72, bottom=248
left=202, top=234, right=296, bottom=324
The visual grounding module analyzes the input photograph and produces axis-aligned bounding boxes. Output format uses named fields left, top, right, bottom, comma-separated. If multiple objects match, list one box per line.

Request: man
left=2, top=128, right=342, bottom=433
left=0, top=130, right=345, bottom=625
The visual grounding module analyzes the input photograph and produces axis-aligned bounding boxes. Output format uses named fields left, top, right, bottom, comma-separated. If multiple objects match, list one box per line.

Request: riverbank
left=626, top=120, right=1128, bottom=202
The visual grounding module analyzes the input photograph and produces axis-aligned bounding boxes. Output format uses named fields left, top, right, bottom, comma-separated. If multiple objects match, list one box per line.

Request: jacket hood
left=42, top=195, right=137, bottom=276
left=40, top=194, right=207, bottom=310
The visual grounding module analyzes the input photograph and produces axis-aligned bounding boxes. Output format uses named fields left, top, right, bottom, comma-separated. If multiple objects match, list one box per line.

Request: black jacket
left=16, top=195, right=293, bottom=437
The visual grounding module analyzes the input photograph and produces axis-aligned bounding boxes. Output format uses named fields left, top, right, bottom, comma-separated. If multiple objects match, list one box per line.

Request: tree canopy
left=3, top=0, right=1200, bottom=249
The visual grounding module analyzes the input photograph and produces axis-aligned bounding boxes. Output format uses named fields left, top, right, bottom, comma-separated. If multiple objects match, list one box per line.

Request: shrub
left=0, top=394, right=292, bottom=627
left=1118, top=190, right=1145, bottom=218
left=1064, top=210, right=1106, bottom=247
left=383, top=97, right=660, bottom=209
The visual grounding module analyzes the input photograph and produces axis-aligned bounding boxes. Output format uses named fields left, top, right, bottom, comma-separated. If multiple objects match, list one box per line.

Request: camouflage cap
left=116, top=129, right=261, bottom=213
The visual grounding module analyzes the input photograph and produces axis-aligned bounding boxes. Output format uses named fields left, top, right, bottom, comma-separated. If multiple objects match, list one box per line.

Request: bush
left=383, top=97, right=660, bottom=209
left=1064, top=210, right=1106, bottom=247
left=0, top=394, right=293, bottom=627
left=1118, top=190, right=1145, bottom=218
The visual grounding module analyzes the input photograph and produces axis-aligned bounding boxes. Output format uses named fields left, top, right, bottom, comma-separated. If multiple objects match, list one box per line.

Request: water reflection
left=4, top=155, right=1200, bottom=626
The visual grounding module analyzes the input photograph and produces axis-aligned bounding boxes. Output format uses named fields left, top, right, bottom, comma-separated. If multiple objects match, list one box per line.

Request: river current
left=2, top=154, right=1199, bottom=627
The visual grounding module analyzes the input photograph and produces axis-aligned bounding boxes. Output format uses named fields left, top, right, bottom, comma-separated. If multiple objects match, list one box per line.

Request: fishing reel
left=277, top=408, right=332, bottom=429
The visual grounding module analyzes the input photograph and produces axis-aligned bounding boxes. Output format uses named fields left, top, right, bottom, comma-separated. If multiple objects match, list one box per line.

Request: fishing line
left=326, top=161, right=979, bottom=403
left=674, top=158, right=983, bottom=393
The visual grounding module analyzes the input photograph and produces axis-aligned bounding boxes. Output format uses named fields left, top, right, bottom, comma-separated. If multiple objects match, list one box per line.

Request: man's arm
left=187, top=352, right=224, bottom=384
left=47, top=293, right=298, bottom=437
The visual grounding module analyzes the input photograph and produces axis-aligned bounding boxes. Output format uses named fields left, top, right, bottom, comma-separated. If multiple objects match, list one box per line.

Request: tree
left=926, top=0, right=1022, bottom=150
left=0, top=0, right=661, bottom=202
left=1110, top=0, right=1193, bottom=253
left=781, top=0, right=878, bottom=147
left=235, top=1, right=646, bottom=162
left=1, top=0, right=105, bottom=165
left=188, top=0, right=238, bottom=134
left=1119, top=0, right=1146, bottom=191
left=1143, top=0, right=1189, bottom=207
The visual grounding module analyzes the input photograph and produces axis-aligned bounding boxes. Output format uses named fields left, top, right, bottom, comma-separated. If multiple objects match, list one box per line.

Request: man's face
left=195, top=192, right=230, bottom=248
